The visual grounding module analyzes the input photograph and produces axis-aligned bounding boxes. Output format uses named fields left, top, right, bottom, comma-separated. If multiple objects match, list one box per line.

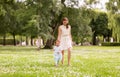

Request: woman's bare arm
left=69, top=26, right=72, bottom=42
left=57, top=26, right=62, bottom=41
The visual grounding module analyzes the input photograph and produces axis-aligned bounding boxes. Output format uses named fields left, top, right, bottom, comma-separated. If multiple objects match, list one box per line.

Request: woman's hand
left=56, top=40, right=60, bottom=43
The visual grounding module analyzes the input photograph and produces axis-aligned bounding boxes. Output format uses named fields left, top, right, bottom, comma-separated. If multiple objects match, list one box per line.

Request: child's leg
left=57, top=54, right=62, bottom=65
left=60, top=54, right=62, bottom=61
left=55, top=61, right=58, bottom=66
left=54, top=57, right=59, bottom=66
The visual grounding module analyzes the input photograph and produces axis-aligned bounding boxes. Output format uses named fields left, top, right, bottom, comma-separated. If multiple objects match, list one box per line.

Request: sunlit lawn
left=0, top=46, right=120, bottom=77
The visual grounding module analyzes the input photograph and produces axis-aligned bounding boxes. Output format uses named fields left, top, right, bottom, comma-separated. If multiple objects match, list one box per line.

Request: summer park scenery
left=0, top=0, right=120, bottom=77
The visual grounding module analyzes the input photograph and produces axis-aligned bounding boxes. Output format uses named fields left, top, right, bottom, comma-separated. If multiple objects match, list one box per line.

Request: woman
left=57, top=17, right=72, bottom=66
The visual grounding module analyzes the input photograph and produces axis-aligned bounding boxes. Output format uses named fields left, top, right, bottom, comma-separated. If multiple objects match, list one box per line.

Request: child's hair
left=54, top=40, right=60, bottom=45
left=61, top=17, right=69, bottom=29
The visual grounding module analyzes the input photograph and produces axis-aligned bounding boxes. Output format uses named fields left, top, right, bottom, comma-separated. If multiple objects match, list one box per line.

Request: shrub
left=0, top=39, right=19, bottom=45
left=101, top=42, right=120, bottom=46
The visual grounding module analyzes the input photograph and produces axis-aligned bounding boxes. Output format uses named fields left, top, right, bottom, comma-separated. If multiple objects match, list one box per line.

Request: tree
left=39, top=0, right=63, bottom=48
left=0, top=15, right=9, bottom=45
left=7, top=1, right=21, bottom=46
left=0, top=0, right=16, bottom=45
left=106, top=0, right=120, bottom=42
left=89, top=12, right=109, bottom=45
left=16, top=1, right=37, bottom=45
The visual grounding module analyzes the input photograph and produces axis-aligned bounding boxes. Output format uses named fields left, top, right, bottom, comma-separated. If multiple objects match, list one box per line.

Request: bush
left=0, top=39, right=19, bottom=45
left=101, top=42, right=120, bottom=46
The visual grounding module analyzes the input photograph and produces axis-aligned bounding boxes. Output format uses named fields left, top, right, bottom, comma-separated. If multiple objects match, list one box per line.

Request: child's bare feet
left=55, top=64, right=58, bottom=67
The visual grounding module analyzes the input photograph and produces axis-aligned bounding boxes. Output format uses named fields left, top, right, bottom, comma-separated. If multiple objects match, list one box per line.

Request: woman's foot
left=68, top=64, right=71, bottom=66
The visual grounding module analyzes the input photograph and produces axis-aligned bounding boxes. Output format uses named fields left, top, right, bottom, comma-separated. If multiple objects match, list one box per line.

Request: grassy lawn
left=0, top=46, right=120, bottom=77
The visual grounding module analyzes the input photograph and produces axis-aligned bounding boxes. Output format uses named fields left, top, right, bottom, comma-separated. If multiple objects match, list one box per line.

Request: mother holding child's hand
left=57, top=17, right=72, bottom=66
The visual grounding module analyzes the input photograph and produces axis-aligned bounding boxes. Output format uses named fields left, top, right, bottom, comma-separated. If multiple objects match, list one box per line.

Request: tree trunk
left=107, top=36, right=110, bottom=42
left=92, top=33, right=96, bottom=45
left=103, top=36, right=105, bottom=42
left=114, top=34, right=117, bottom=42
left=81, top=37, right=84, bottom=46
left=31, top=36, right=33, bottom=46
left=13, top=33, right=16, bottom=46
left=44, top=39, right=54, bottom=49
left=43, top=39, right=45, bottom=46
left=116, top=34, right=119, bottom=42
left=61, top=0, right=66, bottom=7
left=20, top=35, right=22, bottom=46
left=26, top=36, right=28, bottom=46
left=3, top=34, right=6, bottom=46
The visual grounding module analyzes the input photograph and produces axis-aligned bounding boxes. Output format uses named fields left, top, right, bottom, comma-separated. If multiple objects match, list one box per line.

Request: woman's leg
left=61, top=50, right=64, bottom=64
left=68, top=48, right=71, bottom=66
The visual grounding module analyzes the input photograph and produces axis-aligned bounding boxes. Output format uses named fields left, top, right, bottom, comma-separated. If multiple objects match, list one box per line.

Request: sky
left=19, top=0, right=109, bottom=11
left=65, top=0, right=109, bottom=11
left=90, top=0, right=109, bottom=11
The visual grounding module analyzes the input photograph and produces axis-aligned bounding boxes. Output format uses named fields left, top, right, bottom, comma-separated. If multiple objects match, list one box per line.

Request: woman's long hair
left=61, top=17, right=69, bottom=29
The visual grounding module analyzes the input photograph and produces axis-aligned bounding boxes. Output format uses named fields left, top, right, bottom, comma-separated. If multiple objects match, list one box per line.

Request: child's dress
left=53, top=46, right=62, bottom=65
left=59, top=25, right=72, bottom=50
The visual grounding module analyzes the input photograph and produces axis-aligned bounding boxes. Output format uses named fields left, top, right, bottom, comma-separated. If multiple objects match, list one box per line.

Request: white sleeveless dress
left=59, top=25, right=72, bottom=50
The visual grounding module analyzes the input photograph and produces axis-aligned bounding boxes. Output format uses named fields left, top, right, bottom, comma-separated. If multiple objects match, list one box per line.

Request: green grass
left=0, top=46, right=120, bottom=77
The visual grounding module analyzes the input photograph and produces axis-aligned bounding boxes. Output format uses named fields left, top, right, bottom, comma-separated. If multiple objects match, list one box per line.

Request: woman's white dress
left=59, top=25, right=72, bottom=50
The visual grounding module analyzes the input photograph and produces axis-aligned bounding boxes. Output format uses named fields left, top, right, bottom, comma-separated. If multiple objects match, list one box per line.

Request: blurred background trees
left=0, top=0, right=120, bottom=48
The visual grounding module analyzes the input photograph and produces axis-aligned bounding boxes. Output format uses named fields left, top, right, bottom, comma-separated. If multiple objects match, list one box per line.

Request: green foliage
left=107, top=13, right=120, bottom=42
left=89, top=12, right=110, bottom=45
left=25, top=0, right=62, bottom=40
left=84, top=0, right=97, bottom=4
left=106, top=0, right=120, bottom=14
left=0, top=0, right=14, bottom=35
left=24, top=18, right=39, bottom=38
left=0, top=0, right=120, bottom=46
left=90, top=12, right=109, bottom=35
left=114, top=14, right=120, bottom=40
left=101, top=42, right=120, bottom=46
left=106, top=0, right=120, bottom=42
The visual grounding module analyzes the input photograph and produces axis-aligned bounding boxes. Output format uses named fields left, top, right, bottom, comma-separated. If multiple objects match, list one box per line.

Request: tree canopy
left=0, top=0, right=120, bottom=47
